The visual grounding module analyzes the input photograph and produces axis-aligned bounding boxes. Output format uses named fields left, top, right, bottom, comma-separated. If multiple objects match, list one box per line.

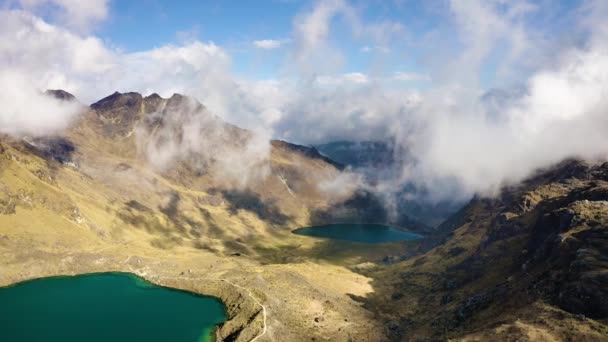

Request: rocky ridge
left=365, top=159, right=608, bottom=341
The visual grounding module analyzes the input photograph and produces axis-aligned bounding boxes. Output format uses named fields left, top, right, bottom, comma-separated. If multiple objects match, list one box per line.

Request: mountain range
left=0, top=90, right=606, bottom=341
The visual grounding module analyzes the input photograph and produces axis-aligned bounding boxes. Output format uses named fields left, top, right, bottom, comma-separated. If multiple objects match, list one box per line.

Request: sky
left=96, top=0, right=439, bottom=82
left=4, top=0, right=582, bottom=92
left=1, top=0, right=608, bottom=200
left=93, top=0, right=578, bottom=86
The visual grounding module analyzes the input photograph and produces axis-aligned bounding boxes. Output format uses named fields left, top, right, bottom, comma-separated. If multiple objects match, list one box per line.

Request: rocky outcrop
left=90, top=91, right=145, bottom=137
left=367, top=159, right=608, bottom=341
left=455, top=161, right=608, bottom=321
left=23, top=136, right=76, bottom=164
left=524, top=196, right=608, bottom=318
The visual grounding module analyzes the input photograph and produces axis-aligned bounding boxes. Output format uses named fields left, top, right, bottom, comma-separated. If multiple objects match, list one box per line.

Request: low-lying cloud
left=392, top=0, right=608, bottom=199
left=2, top=0, right=608, bottom=203
left=0, top=71, right=83, bottom=136
left=134, top=95, right=271, bottom=188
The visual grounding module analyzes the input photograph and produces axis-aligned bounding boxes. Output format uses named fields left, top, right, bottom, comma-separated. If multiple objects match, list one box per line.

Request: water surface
left=293, top=223, right=422, bottom=243
left=0, top=272, right=226, bottom=342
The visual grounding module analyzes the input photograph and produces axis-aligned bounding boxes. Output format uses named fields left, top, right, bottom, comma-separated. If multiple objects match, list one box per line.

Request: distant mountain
left=45, top=89, right=77, bottom=102
left=316, top=140, right=463, bottom=227
left=315, top=140, right=395, bottom=169
left=3, top=90, right=429, bottom=340
left=1, top=90, right=606, bottom=341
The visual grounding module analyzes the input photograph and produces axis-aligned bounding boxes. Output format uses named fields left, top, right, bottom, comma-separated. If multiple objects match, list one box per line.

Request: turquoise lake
left=0, top=273, right=227, bottom=342
left=293, top=223, right=423, bottom=243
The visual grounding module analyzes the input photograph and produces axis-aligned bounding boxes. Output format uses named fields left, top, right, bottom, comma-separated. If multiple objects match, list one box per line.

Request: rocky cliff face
left=365, top=159, right=608, bottom=341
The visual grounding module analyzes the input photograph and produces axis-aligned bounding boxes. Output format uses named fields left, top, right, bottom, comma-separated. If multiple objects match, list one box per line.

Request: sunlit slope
left=2, top=92, right=358, bottom=252
left=0, top=91, right=389, bottom=341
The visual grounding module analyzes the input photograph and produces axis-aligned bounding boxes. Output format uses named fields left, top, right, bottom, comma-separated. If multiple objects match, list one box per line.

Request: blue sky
left=101, top=1, right=298, bottom=51
left=91, top=0, right=583, bottom=87
left=95, top=0, right=438, bottom=81
left=4, top=0, right=585, bottom=89
left=100, top=1, right=307, bottom=79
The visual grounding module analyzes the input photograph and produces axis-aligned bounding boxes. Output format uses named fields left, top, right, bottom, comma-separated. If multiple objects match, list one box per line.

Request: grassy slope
left=3, top=92, right=606, bottom=341
left=0, top=121, right=388, bottom=342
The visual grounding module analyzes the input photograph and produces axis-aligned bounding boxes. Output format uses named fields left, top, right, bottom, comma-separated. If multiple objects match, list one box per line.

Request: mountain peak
left=88, top=91, right=145, bottom=137
left=90, top=91, right=143, bottom=111
left=45, top=89, right=76, bottom=102
left=145, top=93, right=162, bottom=100
left=165, top=92, right=205, bottom=112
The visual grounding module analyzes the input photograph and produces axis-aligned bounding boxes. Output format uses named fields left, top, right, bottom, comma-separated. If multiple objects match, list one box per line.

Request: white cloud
left=135, top=95, right=271, bottom=188
left=273, top=83, right=421, bottom=144
left=392, top=72, right=431, bottom=82
left=0, top=70, right=83, bottom=136
left=252, top=39, right=285, bottom=49
left=293, top=0, right=346, bottom=54
left=14, top=0, right=109, bottom=31
left=3, top=0, right=608, bottom=202
left=315, top=72, right=369, bottom=86
left=0, top=9, right=269, bottom=130
left=390, top=0, right=608, bottom=199
left=342, top=72, right=368, bottom=84
left=290, top=0, right=403, bottom=77
left=0, top=10, right=102, bottom=136
left=360, top=45, right=390, bottom=53
left=0, top=8, right=277, bottom=187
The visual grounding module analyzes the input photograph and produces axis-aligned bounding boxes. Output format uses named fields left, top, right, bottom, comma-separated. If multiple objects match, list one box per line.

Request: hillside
left=0, top=91, right=411, bottom=341
left=1, top=90, right=606, bottom=341
left=364, top=159, right=608, bottom=341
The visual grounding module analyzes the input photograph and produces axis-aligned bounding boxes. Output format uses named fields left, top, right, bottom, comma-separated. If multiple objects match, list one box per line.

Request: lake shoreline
left=292, top=223, right=423, bottom=244
left=0, top=260, right=264, bottom=341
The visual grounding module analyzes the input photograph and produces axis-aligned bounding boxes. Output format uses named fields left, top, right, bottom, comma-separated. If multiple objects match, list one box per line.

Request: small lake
left=293, top=223, right=423, bottom=243
left=0, top=273, right=227, bottom=342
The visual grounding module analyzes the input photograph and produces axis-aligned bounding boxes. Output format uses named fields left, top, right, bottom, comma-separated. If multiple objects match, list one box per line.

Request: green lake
left=0, top=273, right=227, bottom=342
left=293, top=223, right=423, bottom=243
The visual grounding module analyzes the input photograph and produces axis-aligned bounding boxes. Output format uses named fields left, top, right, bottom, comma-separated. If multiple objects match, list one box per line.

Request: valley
left=0, top=91, right=607, bottom=341
left=2, top=2, right=608, bottom=341
left=0, top=91, right=415, bottom=341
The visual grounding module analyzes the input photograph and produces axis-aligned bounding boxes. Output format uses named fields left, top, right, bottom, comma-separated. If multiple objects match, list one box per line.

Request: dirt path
left=219, top=278, right=267, bottom=342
